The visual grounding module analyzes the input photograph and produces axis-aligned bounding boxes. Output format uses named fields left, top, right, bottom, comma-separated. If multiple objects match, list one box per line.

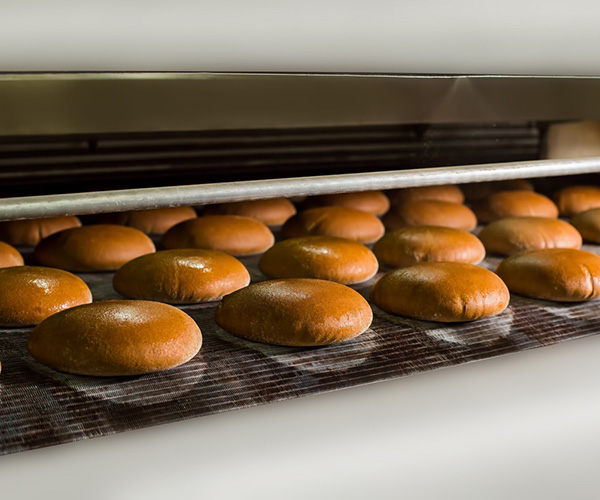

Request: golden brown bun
left=496, top=248, right=600, bottom=302
left=389, top=185, right=464, bottom=205
left=383, top=201, right=477, bottom=231
left=0, top=266, right=92, bottom=326
left=479, top=217, right=582, bottom=256
left=474, top=191, right=559, bottom=223
left=553, top=186, right=600, bottom=216
left=93, top=207, right=197, bottom=235
left=162, top=215, right=274, bottom=256
left=571, top=208, right=600, bottom=243
left=113, top=249, right=250, bottom=304
left=302, top=191, right=390, bottom=215
left=373, top=226, right=485, bottom=268
left=370, top=263, right=509, bottom=322
left=281, top=207, right=384, bottom=243
left=203, top=198, right=296, bottom=226
left=215, top=279, right=372, bottom=346
left=461, top=180, right=534, bottom=202
left=258, top=236, right=378, bottom=284
left=28, top=300, right=202, bottom=376
left=34, top=225, right=156, bottom=272
left=0, top=216, right=81, bottom=246
left=0, top=241, right=24, bottom=268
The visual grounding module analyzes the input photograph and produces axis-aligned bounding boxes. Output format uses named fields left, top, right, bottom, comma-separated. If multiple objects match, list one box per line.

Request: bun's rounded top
left=93, top=207, right=197, bottom=234
left=302, top=191, right=390, bottom=215
left=0, top=216, right=81, bottom=246
left=203, top=198, right=296, bottom=226
left=389, top=185, right=464, bottom=205
left=162, top=215, right=274, bottom=256
left=215, top=278, right=372, bottom=346
left=28, top=300, right=202, bottom=376
left=281, top=207, right=384, bottom=243
left=0, top=241, right=24, bottom=268
left=474, top=191, right=558, bottom=223
left=572, top=207, right=600, bottom=243
left=553, top=185, right=600, bottom=216
left=383, top=200, right=477, bottom=231
left=34, top=224, right=155, bottom=272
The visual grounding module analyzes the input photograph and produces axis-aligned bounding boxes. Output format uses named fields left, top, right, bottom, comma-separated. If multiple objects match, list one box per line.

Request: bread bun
left=389, top=185, right=464, bottom=205
left=215, top=279, right=372, bottom=346
left=302, top=191, right=390, bottom=215
left=0, top=241, right=24, bottom=268
left=462, top=179, right=534, bottom=202
left=571, top=208, right=600, bottom=242
left=93, top=207, right=197, bottom=234
left=281, top=207, right=384, bottom=243
left=34, top=225, right=155, bottom=272
left=0, top=266, right=92, bottom=326
left=258, top=236, right=378, bottom=284
left=28, top=300, right=202, bottom=376
left=370, top=263, right=509, bottom=322
left=479, top=217, right=582, bottom=256
left=113, top=249, right=250, bottom=304
left=162, top=215, right=274, bottom=256
left=496, top=248, right=600, bottom=302
left=0, top=216, right=81, bottom=246
left=474, top=191, right=558, bottom=223
left=203, top=198, right=296, bottom=226
left=383, top=200, right=477, bottom=231
left=373, top=226, right=485, bottom=268
left=553, top=186, right=600, bottom=216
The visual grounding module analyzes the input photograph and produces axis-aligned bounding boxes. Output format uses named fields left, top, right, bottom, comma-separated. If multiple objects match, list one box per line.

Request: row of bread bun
left=3, top=182, right=600, bottom=376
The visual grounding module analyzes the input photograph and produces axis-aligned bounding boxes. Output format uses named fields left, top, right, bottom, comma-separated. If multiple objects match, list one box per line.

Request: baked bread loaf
left=203, top=198, right=296, bottom=226
left=93, top=207, right=197, bottom=234
left=461, top=179, right=534, bottom=202
left=383, top=200, right=477, bottom=231
left=373, top=226, right=485, bottom=268
left=553, top=186, right=600, bottom=216
left=474, top=191, right=559, bottom=223
left=0, top=266, right=92, bottom=326
left=0, top=216, right=81, bottom=246
left=479, top=217, right=582, bottom=256
left=389, top=185, right=464, bottom=205
left=370, top=262, right=509, bottom=322
left=34, top=225, right=155, bottom=272
left=0, top=241, right=24, bottom=268
left=162, top=215, right=274, bottom=256
left=496, top=248, right=600, bottom=302
left=215, top=278, right=372, bottom=346
left=302, top=191, right=390, bottom=215
left=571, top=208, right=600, bottom=243
left=258, top=236, right=378, bottom=284
left=281, top=207, right=385, bottom=243
left=113, top=249, right=250, bottom=304
left=28, top=300, right=202, bottom=376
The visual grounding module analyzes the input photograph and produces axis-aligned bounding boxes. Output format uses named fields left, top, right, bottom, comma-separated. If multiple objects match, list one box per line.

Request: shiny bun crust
left=474, top=191, right=558, bottom=223
left=389, top=185, right=464, bottom=205
left=258, top=236, right=378, bottom=284
left=461, top=179, right=534, bottom=202
left=302, top=191, right=390, bottom=215
left=162, top=215, right=274, bottom=256
left=28, top=300, right=202, bottom=376
left=281, top=207, right=385, bottom=243
left=479, top=217, right=582, bottom=256
left=553, top=186, right=600, bottom=216
left=215, top=279, right=373, bottom=346
left=203, top=198, right=296, bottom=226
left=94, top=207, right=197, bottom=234
left=0, top=216, right=81, bottom=246
left=496, top=248, right=600, bottom=302
left=373, top=226, right=485, bottom=268
left=0, top=241, right=24, bottom=268
left=383, top=201, right=477, bottom=231
left=34, top=225, right=156, bottom=272
left=0, top=266, right=92, bottom=326
left=370, top=262, right=509, bottom=322
left=113, top=249, right=250, bottom=304
left=571, top=208, right=600, bottom=243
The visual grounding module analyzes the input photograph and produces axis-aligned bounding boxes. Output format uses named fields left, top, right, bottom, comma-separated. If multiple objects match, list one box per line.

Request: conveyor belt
left=1, top=243, right=598, bottom=455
